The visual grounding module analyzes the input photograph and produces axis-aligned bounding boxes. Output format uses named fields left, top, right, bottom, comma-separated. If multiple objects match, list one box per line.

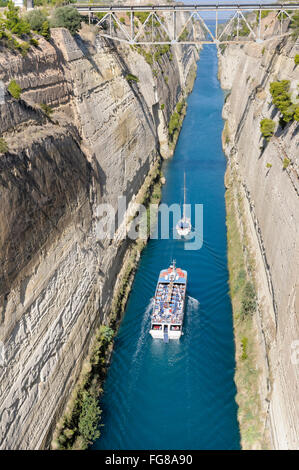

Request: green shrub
left=29, top=37, right=39, bottom=47
left=125, top=73, right=139, bottom=83
left=119, top=17, right=125, bottom=24
left=260, top=118, right=275, bottom=140
left=5, top=1, right=30, bottom=37
left=294, top=54, right=299, bottom=66
left=135, top=12, right=149, bottom=24
left=241, top=337, right=248, bottom=360
left=26, top=9, right=47, bottom=33
left=294, top=105, right=299, bottom=121
left=270, top=80, right=296, bottom=123
left=144, top=51, right=153, bottom=66
left=266, top=162, right=272, bottom=169
left=0, top=137, right=8, bottom=153
left=78, top=392, right=101, bottom=447
left=168, top=111, right=180, bottom=137
left=8, top=79, right=22, bottom=99
left=179, top=28, right=188, bottom=41
left=40, top=103, right=53, bottom=117
left=240, top=281, right=256, bottom=318
left=20, top=41, right=30, bottom=56
left=282, top=157, right=290, bottom=170
left=98, top=325, right=114, bottom=343
left=135, top=46, right=153, bottom=66
left=291, top=11, right=299, bottom=38
left=176, top=100, right=185, bottom=114
left=160, top=103, right=164, bottom=110
left=95, top=12, right=105, bottom=21
left=50, top=6, right=82, bottom=35
left=256, top=10, right=270, bottom=22
left=41, top=20, right=50, bottom=40
left=233, top=24, right=250, bottom=37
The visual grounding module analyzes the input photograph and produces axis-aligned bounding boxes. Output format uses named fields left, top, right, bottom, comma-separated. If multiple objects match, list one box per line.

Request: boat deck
left=151, top=267, right=187, bottom=327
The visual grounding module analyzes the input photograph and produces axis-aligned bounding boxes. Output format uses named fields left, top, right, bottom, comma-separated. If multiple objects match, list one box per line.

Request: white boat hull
left=176, top=217, right=191, bottom=238
left=150, top=329, right=182, bottom=340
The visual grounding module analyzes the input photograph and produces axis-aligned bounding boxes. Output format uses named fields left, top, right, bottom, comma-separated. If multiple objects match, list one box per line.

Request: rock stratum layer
left=219, top=33, right=298, bottom=449
left=0, top=25, right=198, bottom=449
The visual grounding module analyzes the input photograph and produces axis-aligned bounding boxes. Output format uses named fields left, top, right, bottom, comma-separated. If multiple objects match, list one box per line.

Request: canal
left=93, top=42, right=240, bottom=450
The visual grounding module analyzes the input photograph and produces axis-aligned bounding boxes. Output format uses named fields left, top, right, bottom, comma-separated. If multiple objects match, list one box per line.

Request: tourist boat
left=176, top=172, right=191, bottom=237
left=149, top=261, right=187, bottom=342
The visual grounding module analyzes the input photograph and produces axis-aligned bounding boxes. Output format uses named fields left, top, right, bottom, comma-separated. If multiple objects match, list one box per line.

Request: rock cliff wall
left=0, top=24, right=198, bottom=449
left=219, top=34, right=298, bottom=449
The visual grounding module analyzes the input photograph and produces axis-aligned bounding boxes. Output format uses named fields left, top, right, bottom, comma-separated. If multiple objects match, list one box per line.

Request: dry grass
left=225, top=168, right=270, bottom=450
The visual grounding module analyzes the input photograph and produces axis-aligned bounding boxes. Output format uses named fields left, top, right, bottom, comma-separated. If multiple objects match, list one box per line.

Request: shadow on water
left=93, top=42, right=241, bottom=450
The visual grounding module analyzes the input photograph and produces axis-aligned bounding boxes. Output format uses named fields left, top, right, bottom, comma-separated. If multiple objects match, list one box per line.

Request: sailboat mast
left=183, top=172, right=186, bottom=219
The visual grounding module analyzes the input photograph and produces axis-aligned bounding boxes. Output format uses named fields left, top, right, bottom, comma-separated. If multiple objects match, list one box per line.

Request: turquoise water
left=93, top=44, right=240, bottom=450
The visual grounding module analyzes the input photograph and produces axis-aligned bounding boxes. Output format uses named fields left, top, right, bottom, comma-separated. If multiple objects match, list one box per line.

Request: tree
left=290, top=11, right=299, bottom=38
left=260, top=118, right=275, bottom=140
left=240, top=282, right=256, bottom=318
left=294, top=105, right=299, bottom=122
left=269, top=80, right=295, bottom=122
left=5, top=0, right=30, bottom=36
left=50, top=6, right=82, bottom=35
left=168, top=111, right=180, bottom=137
left=41, top=20, right=50, bottom=39
left=78, top=392, right=101, bottom=445
left=0, top=13, right=6, bottom=38
left=25, top=9, right=47, bottom=33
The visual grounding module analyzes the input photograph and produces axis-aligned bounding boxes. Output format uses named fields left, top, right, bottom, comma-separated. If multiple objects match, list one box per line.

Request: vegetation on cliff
left=0, top=2, right=85, bottom=49
left=260, top=79, right=299, bottom=139
left=0, top=1, right=45, bottom=53
left=125, top=73, right=139, bottom=83
left=225, top=170, right=270, bottom=449
left=168, top=99, right=187, bottom=142
left=25, top=9, right=50, bottom=40
left=50, top=6, right=82, bottom=36
left=260, top=118, right=275, bottom=140
left=53, top=161, right=163, bottom=450
left=0, top=137, right=8, bottom=153
left=290, top=11, right=299, bottom=38
left=7, top=79, right=22, bottom=99
left=53, top=325, right=114, bottom=449
left=269, top=80, right=299, bottom=123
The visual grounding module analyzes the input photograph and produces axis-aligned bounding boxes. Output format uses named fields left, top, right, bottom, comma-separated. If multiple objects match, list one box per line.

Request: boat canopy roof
left=158, top=268, right=187, bottom=284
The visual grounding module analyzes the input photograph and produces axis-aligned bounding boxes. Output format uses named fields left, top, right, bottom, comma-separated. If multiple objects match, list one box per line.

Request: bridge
left=74, top=3, right=299, bottom=45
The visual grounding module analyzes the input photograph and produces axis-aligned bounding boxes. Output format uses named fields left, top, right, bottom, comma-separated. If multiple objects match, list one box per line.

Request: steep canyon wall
left=0, top=25, right=198, bottom=449
left=219, top=32, right=298, bottom=449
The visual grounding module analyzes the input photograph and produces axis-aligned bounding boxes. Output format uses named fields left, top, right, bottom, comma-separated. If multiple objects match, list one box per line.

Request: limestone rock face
left=0, top=27, right=198, bottom=449
left=219, top=37, right=299, bottom=449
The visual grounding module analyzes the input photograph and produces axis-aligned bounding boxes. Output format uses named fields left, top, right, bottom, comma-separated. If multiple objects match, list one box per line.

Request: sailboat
left=176, top=172, right=191, bottom=237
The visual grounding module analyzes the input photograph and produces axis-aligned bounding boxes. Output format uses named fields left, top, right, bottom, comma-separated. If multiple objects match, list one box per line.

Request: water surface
left=93, top=43, right=240, bottom=450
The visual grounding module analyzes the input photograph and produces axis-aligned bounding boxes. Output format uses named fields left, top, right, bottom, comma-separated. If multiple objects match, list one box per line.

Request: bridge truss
left=74, top=3, right=299, bottom=45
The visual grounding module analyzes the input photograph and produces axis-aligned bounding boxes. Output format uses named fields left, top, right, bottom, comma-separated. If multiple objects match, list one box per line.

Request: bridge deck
left=75, top=3, right=299, bottom=12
